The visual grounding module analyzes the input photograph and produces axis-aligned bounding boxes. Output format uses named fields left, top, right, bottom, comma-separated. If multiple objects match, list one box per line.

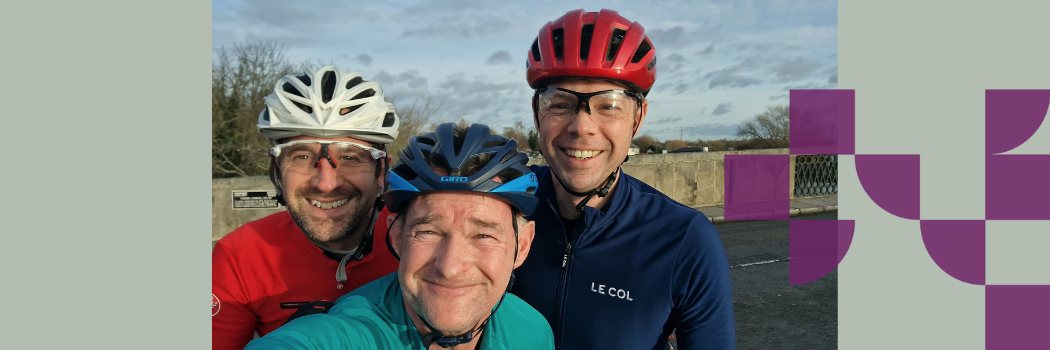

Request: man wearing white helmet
left=212, top=67, right=401, bottom=350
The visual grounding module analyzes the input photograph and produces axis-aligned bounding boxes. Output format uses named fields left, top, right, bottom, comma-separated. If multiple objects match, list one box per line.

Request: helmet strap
left=550, top=168, right=618, bottom=212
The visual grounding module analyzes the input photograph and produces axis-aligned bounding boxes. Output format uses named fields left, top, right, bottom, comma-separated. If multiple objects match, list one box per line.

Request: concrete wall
left=213, top=149, right=792, bottom=241
left=212, top=176, right=284, bottom=245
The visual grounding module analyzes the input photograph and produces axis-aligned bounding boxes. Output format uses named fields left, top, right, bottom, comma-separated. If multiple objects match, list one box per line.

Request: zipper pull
left=561, top=243, right=572, bottom=268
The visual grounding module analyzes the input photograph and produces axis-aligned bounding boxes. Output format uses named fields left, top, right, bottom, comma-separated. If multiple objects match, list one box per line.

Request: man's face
left=535, top=79, right=648, bottom=193
left=278, top=135, right=385, bottom=246
left=390, top=193, right=534, bottom=334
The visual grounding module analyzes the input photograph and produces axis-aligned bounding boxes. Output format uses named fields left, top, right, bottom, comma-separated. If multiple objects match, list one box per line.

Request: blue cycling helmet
left=384, top=122, right=538, bottom=216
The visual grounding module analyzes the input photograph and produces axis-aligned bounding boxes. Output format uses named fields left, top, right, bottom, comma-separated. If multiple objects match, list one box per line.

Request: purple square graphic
left=790, top=89, right=855, bottom=155
left=986, top=285, right=1050, bottom=350
left=724, top=155, right=790, bottom=220
left=985, top=155, right=1050, bottom=220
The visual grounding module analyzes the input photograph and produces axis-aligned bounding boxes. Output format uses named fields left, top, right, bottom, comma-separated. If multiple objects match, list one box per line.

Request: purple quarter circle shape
left=985, top=90, right=1050, bottom=155
left=919, top=220, right=985, bottom=285
left=855, top=155, right=921, bottom=220
left=789, top=220, right=855, bottom=285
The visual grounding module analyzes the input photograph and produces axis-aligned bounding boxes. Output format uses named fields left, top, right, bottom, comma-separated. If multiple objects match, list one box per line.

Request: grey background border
left=1, top=0, right=1047, bottom=349
left=1, top=0, right=210, bottom=348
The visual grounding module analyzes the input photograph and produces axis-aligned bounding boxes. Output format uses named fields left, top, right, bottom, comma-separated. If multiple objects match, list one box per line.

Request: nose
left=431, top=235, right=472, bottom=279
left=566, top=102, right=598, bottom=136
left=312, top=157, right=341, bottom=193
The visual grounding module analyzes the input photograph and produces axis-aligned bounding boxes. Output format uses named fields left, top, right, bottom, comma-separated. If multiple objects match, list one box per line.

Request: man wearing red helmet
left=511, top=9, right=735, bottom=349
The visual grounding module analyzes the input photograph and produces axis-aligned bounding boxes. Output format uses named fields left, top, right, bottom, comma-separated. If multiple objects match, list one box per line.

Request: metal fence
left=794, top=155, right=837, bottom=197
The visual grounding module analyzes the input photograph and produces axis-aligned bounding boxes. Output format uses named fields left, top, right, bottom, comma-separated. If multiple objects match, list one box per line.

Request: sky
left=212, top=0, right=837, bottom=142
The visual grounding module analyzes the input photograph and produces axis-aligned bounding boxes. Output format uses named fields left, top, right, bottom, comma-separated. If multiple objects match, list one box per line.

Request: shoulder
left=215, top=211, right=295, bottom=251
left=245, top=304, right=387, bottom=350
left=486, top=293, right=554, bottom=349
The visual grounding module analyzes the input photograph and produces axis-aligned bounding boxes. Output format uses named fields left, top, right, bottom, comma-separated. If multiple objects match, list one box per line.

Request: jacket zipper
left=551, top=197, right=585, bottom=348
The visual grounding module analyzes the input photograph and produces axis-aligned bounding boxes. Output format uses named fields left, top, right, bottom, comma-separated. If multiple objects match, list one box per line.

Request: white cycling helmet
left=258, top=66, right=400, bottom=145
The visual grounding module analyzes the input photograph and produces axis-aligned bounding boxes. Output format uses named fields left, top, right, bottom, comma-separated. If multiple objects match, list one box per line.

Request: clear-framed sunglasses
left=534, top=87, right=644, bottom=123
left=269, top=140, right=387, bottom=175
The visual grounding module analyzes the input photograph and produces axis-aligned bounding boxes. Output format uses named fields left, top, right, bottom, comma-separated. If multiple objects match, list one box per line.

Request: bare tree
left=631, top=134, right=659, bottom=154
left=387, top=96, right=443, bottom=162
left=212, top=41, right=299, bottom=178
left=501, top=121, right=533, bottom=152
left=737, top=105, right=789, bottom=149
left=664, top=139, right=687, bottom=151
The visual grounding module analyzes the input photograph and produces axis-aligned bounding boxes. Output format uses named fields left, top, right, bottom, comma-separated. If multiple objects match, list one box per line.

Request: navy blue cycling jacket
left=511, top=166, right=735, bottom=350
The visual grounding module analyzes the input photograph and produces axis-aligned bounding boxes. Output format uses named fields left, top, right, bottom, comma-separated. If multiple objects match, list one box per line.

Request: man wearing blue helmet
left=247, top=123, right=554, bottom=350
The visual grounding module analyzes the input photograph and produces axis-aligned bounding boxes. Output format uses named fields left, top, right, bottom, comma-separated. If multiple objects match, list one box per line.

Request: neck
left=403, top=298, right=483, bottom=350
left=550, top=169, right=620, bottom=220
left=319, top=207, right=375, bottom=252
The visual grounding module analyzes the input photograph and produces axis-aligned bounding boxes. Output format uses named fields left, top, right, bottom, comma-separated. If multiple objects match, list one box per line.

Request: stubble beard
left=287, top=185, right=375, bottom=247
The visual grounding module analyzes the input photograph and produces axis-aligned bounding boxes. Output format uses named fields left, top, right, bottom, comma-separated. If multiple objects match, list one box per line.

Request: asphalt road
left=667, top=212, right=838, bottom=350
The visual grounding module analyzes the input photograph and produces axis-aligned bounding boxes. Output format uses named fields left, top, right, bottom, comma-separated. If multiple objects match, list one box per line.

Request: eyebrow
left=409, top=214, right=441, bottom=227
left=408, top=214, right=503, bottom=231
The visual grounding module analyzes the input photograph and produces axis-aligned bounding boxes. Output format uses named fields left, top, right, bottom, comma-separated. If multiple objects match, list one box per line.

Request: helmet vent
left=282, top=83, right=312, bottom=113
left=340, top=105, right=361, bottom=115
left=606, top=28, right=627, bottom=62
left=579, top=24, right=594, bottom=60
left=631, top=39, right=652, bottom=64
left=351, top=89, right=376, bottom=100
left=320, top=71, right=337, bottom=103
left=346, top=76, right=364, bottom=90
left=416, top=136, right=436, bottom=147
left=295, top=74, right=312, bottom=86
left=647, top=56, right=657, bottom=71
left=483, top=140, right=507, bottom=148
left=393, top=163, right=418, bottom=181
left=525, top=186, right=536, bottom=195
left=531, top=39, right=541, bottom=62
left=496, top=168, right=523, bottom=183
left=552, top=28, right=564, bottom=60
left=382, top=112, right=396, bottom=127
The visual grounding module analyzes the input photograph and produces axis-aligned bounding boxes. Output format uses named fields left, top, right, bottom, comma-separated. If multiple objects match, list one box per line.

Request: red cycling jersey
left=212, top=209, right=398, bottom=350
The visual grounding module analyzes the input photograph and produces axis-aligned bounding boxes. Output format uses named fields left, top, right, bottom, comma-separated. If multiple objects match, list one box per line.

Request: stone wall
left=213, top=149, right=792, bottom=241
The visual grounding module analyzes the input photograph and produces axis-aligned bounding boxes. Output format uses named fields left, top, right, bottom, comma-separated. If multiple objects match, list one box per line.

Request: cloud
left=711, top=102, right=733, bottom=116
left=674, top=83, right=689, bottom=94
left=650, top=117, right=682, bottom=125
left=828, top=74, right=838, bottom=83
left=703, top=58, right=765, bottom=89
left=709, top=75, right=762, bottom=89
left=353, top=53, right=372, bottom=67
left=774, top=58, right=823, bottom=82
left=696, top=44, right=714, bottom=55
left=371, top=69, right=428, bottom=90
left=400, top=19, right=512, bottom=39
left=485, top=50, right=512, bottom=65
left=769, top=94, right=788, bottom=100
left=647, top=22, right=722, bottom=48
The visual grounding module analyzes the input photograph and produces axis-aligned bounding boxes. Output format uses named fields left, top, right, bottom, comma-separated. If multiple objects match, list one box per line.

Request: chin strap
left=418, top=274, right=515, bottom=348
left=551, top=169, right=618, bottom=212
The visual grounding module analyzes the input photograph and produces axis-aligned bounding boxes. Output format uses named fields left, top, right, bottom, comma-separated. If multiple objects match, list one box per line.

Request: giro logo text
left=440, top=176, right=468, bottom=182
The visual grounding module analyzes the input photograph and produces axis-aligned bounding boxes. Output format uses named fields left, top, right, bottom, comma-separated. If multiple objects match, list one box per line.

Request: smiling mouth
left=563, top=148, right=602, bottom=160
left=310, top=198, right=349, bottom=209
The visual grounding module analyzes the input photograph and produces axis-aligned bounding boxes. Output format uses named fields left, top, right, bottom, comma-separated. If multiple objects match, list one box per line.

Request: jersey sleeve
left=213, top=241, right=260, bottom=350
left=244, top=314, right=373, bottom=350
left=671, top=215, right=736, bottom=349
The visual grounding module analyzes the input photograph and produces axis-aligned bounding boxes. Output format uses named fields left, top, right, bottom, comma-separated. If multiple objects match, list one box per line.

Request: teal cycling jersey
left=246, top=273, right=554, bottom=350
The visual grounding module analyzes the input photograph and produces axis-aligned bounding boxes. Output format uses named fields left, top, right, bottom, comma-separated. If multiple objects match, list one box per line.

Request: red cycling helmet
left=526, top=9, right=657, bottom=95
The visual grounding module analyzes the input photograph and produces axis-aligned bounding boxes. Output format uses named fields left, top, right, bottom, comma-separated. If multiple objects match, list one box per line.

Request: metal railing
left=794, top=155, right=837, bottom=197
